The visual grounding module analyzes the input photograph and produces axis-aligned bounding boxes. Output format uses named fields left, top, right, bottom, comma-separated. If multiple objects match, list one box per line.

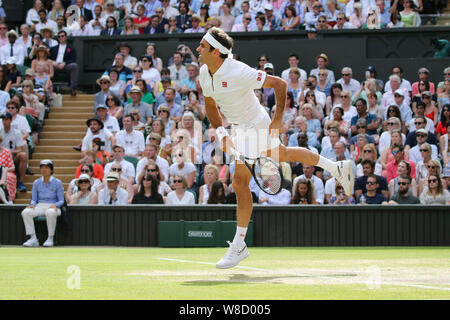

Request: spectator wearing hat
left=124, top=85, right=154, bottom=125
left=97, top=171, right=129, bottom=205
left=104, top=53, right=133, bottom=83
left=184, top=14, right=204, bottom=33
left=39, top=27, right=58, bottom=49
left=50, top=30, right=79, bottom=96
left=82, top=116, right=116, bottom=156
left=408, top=129, right=439, bottom=164
left=94, top=75, right=113, bottom=108
left=95, top=104, right=120, bottom=134
left=309, top=53, right=335, bottom=85
left=0, top=30, right=25, bottom=66
left=411, top=67, right=435, bottom=96
left=35, top=9, right=58, bottom=35
left=31, top=45, right=53, bottom=81
left=69, top=173, right=98, bottom=204
left=263, top=3, right=281, bottom=31
left=21, top=159, right=64, bottom=247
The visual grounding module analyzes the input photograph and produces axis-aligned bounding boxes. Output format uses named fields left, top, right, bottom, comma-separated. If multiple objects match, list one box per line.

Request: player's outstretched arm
left=204, top=96, right=223, bottom=129
left=263, top=75, right=287, bottom=134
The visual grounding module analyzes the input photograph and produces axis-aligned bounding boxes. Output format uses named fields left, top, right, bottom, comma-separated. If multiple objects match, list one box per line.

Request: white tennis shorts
left=231, top=114, right=281, bottom=161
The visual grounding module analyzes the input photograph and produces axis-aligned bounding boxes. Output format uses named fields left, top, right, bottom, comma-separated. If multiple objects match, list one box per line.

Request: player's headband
left=203, top=32, right=233, bottom=59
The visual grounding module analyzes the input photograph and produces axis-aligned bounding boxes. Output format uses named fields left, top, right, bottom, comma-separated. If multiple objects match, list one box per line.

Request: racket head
left=251, top=156, right=284, bottom=196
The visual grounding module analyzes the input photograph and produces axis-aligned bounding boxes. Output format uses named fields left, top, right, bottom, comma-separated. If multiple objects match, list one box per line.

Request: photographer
left=329, top=182, right=355, bottom=205
left=81, top=116, right=116, bottom=157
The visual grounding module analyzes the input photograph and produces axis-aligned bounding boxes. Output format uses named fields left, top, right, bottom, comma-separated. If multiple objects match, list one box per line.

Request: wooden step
left=32, top=152, right=80, bottom=160
left=49, top=112, right=94, bottom=119
left=34, top=145, right=80, bottom=153
left=42, top=125, right=87, bottom=132
left=51, top=107, right=96, bottom=113
left=37, top=138, right=81, bottom=146
left=30, top=158, right=79, bottom=166
left=45, top=119, right=88, bottom=126
left=40, top=131, right=86, bottom=139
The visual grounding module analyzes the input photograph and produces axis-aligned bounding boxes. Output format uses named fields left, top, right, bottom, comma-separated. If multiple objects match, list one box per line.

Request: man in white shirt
left=72, top=15, right=95, bottom=36
left=0, top=89, right=10, bottom=114
left=89, top=5, right=106, bottom=35
left=384, top=66, right=412, bottom=93
left=336, top=67, right=361, bottom=96
left=300, top=75, right=326, bottom=106
left=0, top=30, right=25, bottom=66
left=115, top=115, right=145, bottom=158
left=309, top=53, right=335, bottom=85
left=136, top=143, right=169, bottom=182
left=168, top=51, right=188, bottom=86
left=35, top=9, right=57, bottom=34
left=408, top=129, right=438, bottom=164
left=94, top=104, right=119, bottom=134
left=292, top=164, right=325, bottom=204
left=381, top=74, right=410, bottom=111
left=81, top=116, right=116, bottom=155
left=97, top=172, right=129, bottom=205
left=104, top=144, right=136, bottom=183
left=280, top=52, right=307, bottom=82
left=161, top=0, right=179, bottom=19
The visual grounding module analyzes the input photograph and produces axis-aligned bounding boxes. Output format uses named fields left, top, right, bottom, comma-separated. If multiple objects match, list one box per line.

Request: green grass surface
left=1, top=246, right=449, bottom=300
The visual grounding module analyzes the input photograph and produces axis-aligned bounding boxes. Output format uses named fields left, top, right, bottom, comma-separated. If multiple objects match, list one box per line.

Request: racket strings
left=256, top=158, right=283, bottom=195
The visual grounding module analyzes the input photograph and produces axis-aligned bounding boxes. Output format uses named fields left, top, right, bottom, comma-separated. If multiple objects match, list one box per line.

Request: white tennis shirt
left=199, top=58, right=268, bottom=127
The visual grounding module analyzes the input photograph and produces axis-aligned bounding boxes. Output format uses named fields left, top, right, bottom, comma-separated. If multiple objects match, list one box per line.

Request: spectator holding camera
left=81, top=116, right=116, bottom=156
left=329, top=182, right=356, bottom=204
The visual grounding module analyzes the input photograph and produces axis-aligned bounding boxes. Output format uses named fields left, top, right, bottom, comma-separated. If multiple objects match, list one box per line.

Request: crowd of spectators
left=0, top=0, right=449, bottom=211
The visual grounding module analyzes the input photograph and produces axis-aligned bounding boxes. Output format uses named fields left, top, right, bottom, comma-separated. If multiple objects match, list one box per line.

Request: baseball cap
left=394, top=89, right=404, bottom=97
left=129, top=85, right=142, bottom=94
left=264, top=63, right=274, bottom=70
left=264, top=3, right=273, bottom=10
left=105, top=171, right=120, bottom=182
left=112, top=144, right=125, bottom=151
left=95, top=104, right=109, bottom=112
left=25, top=69, right=35, bottom=77
left=367, top=66, right=376, bottom=73
left=416, top=128, right=428, bottom=135
left=39, top=159, right=54, bottom=169
left=0, top=112, right=12, bottom=120
left=422, top=91, right=432, bottom=97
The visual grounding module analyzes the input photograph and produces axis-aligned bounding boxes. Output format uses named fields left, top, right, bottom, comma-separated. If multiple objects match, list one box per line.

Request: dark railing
left=1, top=205, right=449, bottom=247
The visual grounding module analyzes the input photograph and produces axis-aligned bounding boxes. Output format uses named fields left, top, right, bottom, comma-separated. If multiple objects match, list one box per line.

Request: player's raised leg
left=270, top=144, right=354, bottom=196
left=216, top=162, right=251, bottom=269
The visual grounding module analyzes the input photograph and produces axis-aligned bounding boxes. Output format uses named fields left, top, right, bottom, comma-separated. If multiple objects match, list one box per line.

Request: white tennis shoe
left=43, top=238, right=54, bottom=247
left=335, top=160, right=354, bottom=196
left=216, top=241, right=250, bottom=269
left=23, top=238, right=39, bottom=247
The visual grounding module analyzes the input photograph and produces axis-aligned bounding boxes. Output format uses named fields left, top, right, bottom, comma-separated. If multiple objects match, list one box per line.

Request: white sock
left=47, top=236, right=54, bottom=241
left=317, top=156, right=337, bottom=176
left=232, top=227, right=247, bottom=247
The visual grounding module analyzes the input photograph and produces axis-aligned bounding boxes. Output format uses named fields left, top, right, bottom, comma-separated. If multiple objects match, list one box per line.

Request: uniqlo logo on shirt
left=222, top=81, right=227, bottom=87
left=257, top=72, right=262, bottom=81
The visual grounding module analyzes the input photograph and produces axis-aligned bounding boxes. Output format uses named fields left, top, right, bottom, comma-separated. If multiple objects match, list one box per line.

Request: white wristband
left=216, top=126, right=229, bottom=141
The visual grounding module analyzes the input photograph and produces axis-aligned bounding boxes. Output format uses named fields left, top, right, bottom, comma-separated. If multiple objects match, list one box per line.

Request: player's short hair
left=208, top=27, right=233, bottom=59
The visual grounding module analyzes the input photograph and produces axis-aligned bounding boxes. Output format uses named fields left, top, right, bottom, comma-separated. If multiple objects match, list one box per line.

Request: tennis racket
left=229, top=147, right=284, bottom=196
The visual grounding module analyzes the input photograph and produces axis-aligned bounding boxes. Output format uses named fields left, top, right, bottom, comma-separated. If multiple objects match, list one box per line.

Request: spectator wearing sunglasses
left=405, top=115, right=438, bottom=150
left=67, top=163, right=102, bottom=203
left=385, top=175, right=420, bottom=204
left=97, top=171, right=129, bottom=205
left=408, top=129, right=439, bottom=164
left=131, top=174, right=164, bottom=204
left=100, top=16, right=121, bottom=35
left=356, top=174, right=387, bottom=204
left=333, top=12, right=353, bottom=29
left=385, top=143, right=416, bottom=183
left=419, top=174, right=450, bottom=205
left=136, top=143, right=169, bottom=183
left=166, top=174, right=195, bottom=205
left=69, top=174, right=98, bottom=204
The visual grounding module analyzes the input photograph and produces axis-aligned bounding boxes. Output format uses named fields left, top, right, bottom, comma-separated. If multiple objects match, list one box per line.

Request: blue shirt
left=350, top=113, right=378, bottom=135
left=30, top=176, right=65, bottom=208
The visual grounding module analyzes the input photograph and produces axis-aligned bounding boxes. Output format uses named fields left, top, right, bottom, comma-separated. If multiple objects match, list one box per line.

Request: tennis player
left=197, top=28, right=354, bottom=269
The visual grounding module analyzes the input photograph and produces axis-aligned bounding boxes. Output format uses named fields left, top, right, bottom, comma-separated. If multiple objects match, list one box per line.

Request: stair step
left=32, top=152, right=81, bottom=160
left=30, top=158, right=79, bottom=166
left=40, top=131, right=86, bottom=139
left=34, top=145, right=80, bottom=153
left=41, top=125, right=87, bottom=131
left=51, top=107, right=95, bottom=113
left=45, top=119, right=88, bottom=125
left=37, top=138, right=82, bottom=146
left=49, top=112, right=94, bottom=119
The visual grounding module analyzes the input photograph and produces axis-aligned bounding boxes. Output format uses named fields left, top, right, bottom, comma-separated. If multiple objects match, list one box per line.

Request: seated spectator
left=82, top=116, right=116, bottom=156
left=337, top=67, right=361, bottom=96
left=100, top=16, right=121, bottom=35
left=259, top=180, right=292, bottom=205
left=416, top=144, right=440, bottom=180
left=154, top=75, right=182, bottom=110
left=0, top=64, right=12, bottom=93
left=147, top=118, right=172, bottom=149
left=155, top=104, right=175, bottom=137
left=350, top=98, right=378, bottom=137
left=440, top=122, right=450, bottom=166
left=168, top=51, right=188, bottom=86
left=0, top=132, right=17, bottom=202
left=33, top=61, right=52, bottom=103
left=108, top=69, right=126, bottom=100
left=382, top=75, right=410, bottom=111
left=388, top=160, right=418, bottom=198
left=131, top=174, right=164, bottom=204
left=435, top=103, right=449, bottom=140
left=168, top=145, right=197, bottom=190
left=115, top=115, right=145, bottom=158
left=143, top=14, right=166, bottom=34
left=291, top=178, right=317, bottom=204
left=104, top=144, right=136, bottom=181
left=89, top=5, right=106, bottom=35
left=198, top=164, right=221, bottom=204
left=324, top=107, right=350, bottom=140
left=185, top=14, right=205, bottom=33
left=157, top=88, right=183, bottom=122
left=136, top=143, right=169, bottom=183
left=348, top=2, right=365, bottom=28
left=21, top=159, right=64, bottom=247
left=291, top=132, right=319, bottom=179
left=417, top=159, right=444, bottom=196
left=356, top=174, right=387, bottom=204
left=0, top=30, right=25, bottom=66
left=104, top=53, right=133, bottom=84
left=97, top=171, right=129, bottom=205
left=384, top=175, right=420, bottom=204
left=124, top=86, right=154, bottom=126
left=115, top=43, right=138, bottom=71
left=95, top=104, right=120, bottom=135
left=328, top=182, right=356, bottom=204
left=127, top=79, right=155, bottom=108
left=419, top=174, right=450, bottom=205
left=94, top=75, right=113, bottom=108
left=69, top=174, right=98, bottom=204
left=378, top=117, right=405, bottom=154
left=386, top=144, right=416, bottom=183
left=36, top=9, right=58, bottom=35
left=362, top=7, right=382, bottom=29
left=72, top=15, right=95, bottom=36
left=121, top=16, right=140, bottom=35
left=333, top=12, right=353, bottom=29
left=349, top=122, right=376, bottom=156
left=21, top=80, right=41, bottom=121
left=407, top=105, right=435, bottom=136
left=5, top=57, right=22, bottom=92
left=379, top=130, right=403, bottom=177
left=139, top=55, right=161, bottom=89
left=26, top=0, right=43, bottom=29
left=353, top=78, right=383, bottom=109
left=76, top=149, right=105, bottom=181
left=408, top=129, right=438, bottom=164
left=292, top=164, right=324, bottom=204
left=67, top=163, right=102, bottom=203
left=102, top=1, right=120, bottom=24
left=207, top=181, right=226, bottom=204
left=355, top=143, right=381, bottom=177
left=400, top=0, right=421, bottom=27
left=166, top=174, right=196, bottom=205
left=411, top=67, right=435, bottom=98
left=135, top=161, right=172, bottom=198
left=354, top=159, right=389, bottom=200
left=50, top=31, right=78, bottom=96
